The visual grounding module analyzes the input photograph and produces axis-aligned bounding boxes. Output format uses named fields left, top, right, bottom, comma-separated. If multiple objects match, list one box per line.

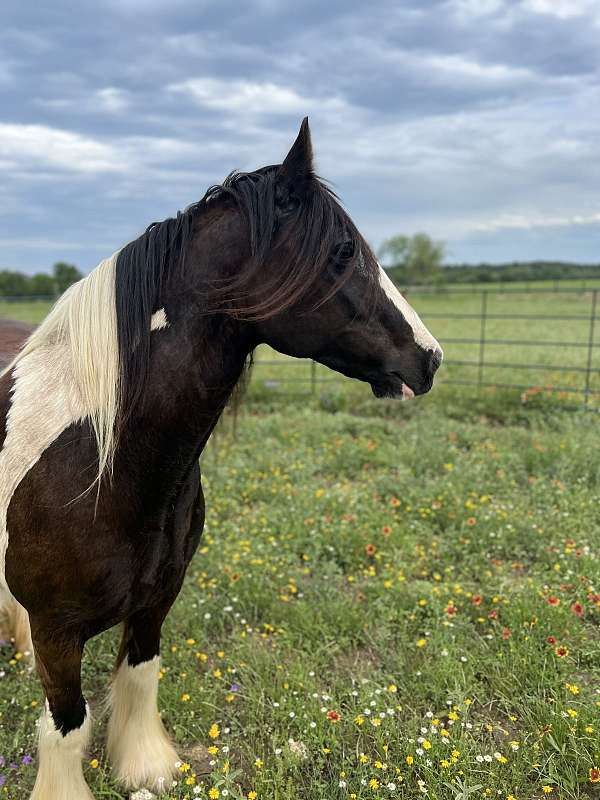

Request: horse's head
left=230, top=119, right=442, bottom=399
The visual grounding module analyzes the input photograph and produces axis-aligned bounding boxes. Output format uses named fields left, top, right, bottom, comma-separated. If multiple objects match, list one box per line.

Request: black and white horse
left=0, top=119, right=442, bottom=799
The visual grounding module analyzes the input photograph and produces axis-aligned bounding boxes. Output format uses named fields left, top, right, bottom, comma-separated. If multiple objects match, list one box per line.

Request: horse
left=0, top=118, right=442, bottom=799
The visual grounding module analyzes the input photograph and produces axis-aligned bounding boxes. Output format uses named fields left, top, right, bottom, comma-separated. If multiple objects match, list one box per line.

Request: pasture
left=0, top=297, right=598, bottom=799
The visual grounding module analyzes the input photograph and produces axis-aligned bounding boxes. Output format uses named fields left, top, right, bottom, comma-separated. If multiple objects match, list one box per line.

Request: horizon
left=2, top=1, right=600, bottom=274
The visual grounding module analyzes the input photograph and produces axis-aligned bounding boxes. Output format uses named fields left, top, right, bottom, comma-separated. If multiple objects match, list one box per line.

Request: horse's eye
left=330, top=241, right=355, bottom=273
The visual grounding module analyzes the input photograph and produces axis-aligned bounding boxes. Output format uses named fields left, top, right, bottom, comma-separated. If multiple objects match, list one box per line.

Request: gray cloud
left=1, top=0, right=599, bottom=272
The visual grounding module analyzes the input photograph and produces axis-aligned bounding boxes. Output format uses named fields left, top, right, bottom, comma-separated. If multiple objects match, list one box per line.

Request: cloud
left=168, top=77, right=346, bottom=117
left=2, top=0, right=600, bottom=270
left=0, top=124, right=124, bottom=173
left=523, top=0, right=597, bottom=19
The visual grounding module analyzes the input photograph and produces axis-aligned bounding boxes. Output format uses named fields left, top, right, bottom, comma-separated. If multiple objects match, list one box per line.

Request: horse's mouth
left=370, top=372, right=416, bottom=400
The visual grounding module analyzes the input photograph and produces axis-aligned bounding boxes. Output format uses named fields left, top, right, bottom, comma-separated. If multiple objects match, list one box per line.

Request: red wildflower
left=327, top=710, right=341, bottom=722
left=501, top=627, right=511, bottom=640
left=589, top=768, right=600, bottom=784
left=554, top=645, right=569, bottom=658
left=446, top=605, right=457, bottom=616
left=472, top=595, right=482, bottom=606
left=382, top=526, right=391, bottom=536
left=546, top=636, right=557, bottom=645
left=547, top=596, right=560, bottom=606
left=488, top=609, right=498, bottom=619
left=365, top=543, right=376, bottom=556
left=571, top=602, right=584, bottom=618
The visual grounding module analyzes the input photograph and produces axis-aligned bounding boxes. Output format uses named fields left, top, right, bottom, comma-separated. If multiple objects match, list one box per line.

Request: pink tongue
left=403, top=384, right=415, bottom=400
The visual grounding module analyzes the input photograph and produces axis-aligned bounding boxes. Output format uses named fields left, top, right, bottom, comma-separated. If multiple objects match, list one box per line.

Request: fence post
left=478, top=290, right=488, bottom=389
left=310, top=360, right=317, bottom=395
left=584, top=289, right=597, bottom=406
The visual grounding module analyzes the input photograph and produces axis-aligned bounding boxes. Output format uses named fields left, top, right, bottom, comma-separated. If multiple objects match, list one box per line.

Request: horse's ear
left=277, top=117, right=314, bottom=195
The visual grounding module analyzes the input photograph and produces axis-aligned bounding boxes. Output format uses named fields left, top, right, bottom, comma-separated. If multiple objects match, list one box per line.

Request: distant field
left=2, top=288, right=600, bottom=406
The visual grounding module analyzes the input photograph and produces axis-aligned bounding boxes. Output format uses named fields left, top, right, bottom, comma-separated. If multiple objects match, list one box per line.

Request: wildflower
left=422, top=740, right=432, bottom=750
left=541, top=787, right=553, bottom=794
left=181, top=693, right=191, bottom=702
left=369, top=778, right=380, bottom=790
left=89, top=759, right=99, bottom=769
left=416, top=638, right=427, bottom=648
left=547, top=596, right=560, bottom=606
left=571, top=602, right=584, bottom=617
left=208, top=723, right=220, bottom=739
left=327, top=710, right=341, bottom=722
left=502, top=627, right=511, bottom=640
left=406, top=755, right=414, bottom=765
left=565, top=683, right=579, bottom=695
left=589, top=768, right=600, bottom=783
left=472, top=595, right=482, bottom=606
left=209, top=789, right=220, bottom=799
left=546, top=636, right=557, bottom=645
left=288, top=740, right=308, bottom=760
left=179, top=763, right=191, bottom=773
left=207, top=746, right=219, bottom=755
left=554, top=645, right=569, bottom=657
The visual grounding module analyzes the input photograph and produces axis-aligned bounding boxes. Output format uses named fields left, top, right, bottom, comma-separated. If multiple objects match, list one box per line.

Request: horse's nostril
left=429, top=347, right=443, bottom=372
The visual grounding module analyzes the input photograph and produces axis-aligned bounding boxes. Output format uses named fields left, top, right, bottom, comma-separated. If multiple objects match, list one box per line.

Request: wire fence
left=1, top=285, right=599, bottom=406
left=251, top=285, right=600, bottom=406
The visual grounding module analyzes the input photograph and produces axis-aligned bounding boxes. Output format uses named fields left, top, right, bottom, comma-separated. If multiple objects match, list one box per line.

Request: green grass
left=0, top=300, right=53, bottom=325
left=0, top=387, right=598, bottom=798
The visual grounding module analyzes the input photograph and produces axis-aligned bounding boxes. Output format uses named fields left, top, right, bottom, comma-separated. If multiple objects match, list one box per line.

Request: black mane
left=114, top=167, right=377, bottom=431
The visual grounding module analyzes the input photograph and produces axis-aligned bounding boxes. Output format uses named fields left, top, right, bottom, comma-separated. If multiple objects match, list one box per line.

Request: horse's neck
left=120, top=311, right=250, bottom=475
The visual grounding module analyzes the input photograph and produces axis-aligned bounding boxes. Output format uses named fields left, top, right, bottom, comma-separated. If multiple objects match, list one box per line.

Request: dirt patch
left=0, top=319, right=33, bottom=370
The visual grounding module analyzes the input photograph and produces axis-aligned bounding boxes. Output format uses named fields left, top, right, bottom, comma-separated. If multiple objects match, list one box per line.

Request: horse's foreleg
left=107, top=602, right=179, bottom=792
left=0, top=593, right=34, bottom=659
left=29, top=628, right=94, bottom=800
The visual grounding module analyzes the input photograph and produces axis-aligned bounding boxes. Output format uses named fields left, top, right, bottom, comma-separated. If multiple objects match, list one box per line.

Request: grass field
left=0, top=385, right=598, bottom=799
left=0, top=294, right=599, bottom=798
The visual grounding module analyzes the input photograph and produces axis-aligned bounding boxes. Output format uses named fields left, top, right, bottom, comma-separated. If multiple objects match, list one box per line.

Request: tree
left=53, top=262, right=82, bottom=294
left=29, top=273, right=56, bottom=296
left=378, top=233, right=445, bottom=286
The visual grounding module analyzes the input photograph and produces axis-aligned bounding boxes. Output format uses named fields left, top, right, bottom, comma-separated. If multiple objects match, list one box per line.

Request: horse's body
left=0, top=120, right=441, bottom=799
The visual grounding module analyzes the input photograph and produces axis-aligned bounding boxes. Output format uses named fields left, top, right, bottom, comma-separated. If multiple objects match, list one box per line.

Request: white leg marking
left=150, top=307, right=169, bottom=331
left=378, top=265, right=443, bottom=356
left=107, top=656, right=179, bottom=791
left=30, top=703, right=94, bottom=800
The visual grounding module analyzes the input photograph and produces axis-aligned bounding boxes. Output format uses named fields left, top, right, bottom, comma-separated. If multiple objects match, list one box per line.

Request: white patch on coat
left=30, top=702, right=94, bottom=800
left=150, top=308, right=169, bottom=331
left=0, top=341, right=87, bottom=592
left=107, top=656, right=179, bottom=790
left=0, top=296, right=168, bottom=595
left=378, top=265, right=443, bottom=357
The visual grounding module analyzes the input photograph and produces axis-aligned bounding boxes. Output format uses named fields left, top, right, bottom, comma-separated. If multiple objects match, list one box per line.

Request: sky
left=1, top=0, right=600, bottom=274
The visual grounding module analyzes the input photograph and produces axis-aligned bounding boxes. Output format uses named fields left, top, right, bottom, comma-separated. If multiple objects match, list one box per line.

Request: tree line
left=378, top=233, right=600, bottom=286
left=2, top=245, right=600, bottom=298
left=0, top=263, right=82, bottom=298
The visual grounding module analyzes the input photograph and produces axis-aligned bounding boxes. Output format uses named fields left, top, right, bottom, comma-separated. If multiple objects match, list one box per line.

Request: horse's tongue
left=402, top=384, right=415, bottom=400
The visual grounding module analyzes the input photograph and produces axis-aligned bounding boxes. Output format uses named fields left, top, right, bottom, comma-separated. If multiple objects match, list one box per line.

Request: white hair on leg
left=0, top=595, right=33, bottom=660
left=30, top=703, right=94, bottom=800
left=107, top=656, right=178, bottom=791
